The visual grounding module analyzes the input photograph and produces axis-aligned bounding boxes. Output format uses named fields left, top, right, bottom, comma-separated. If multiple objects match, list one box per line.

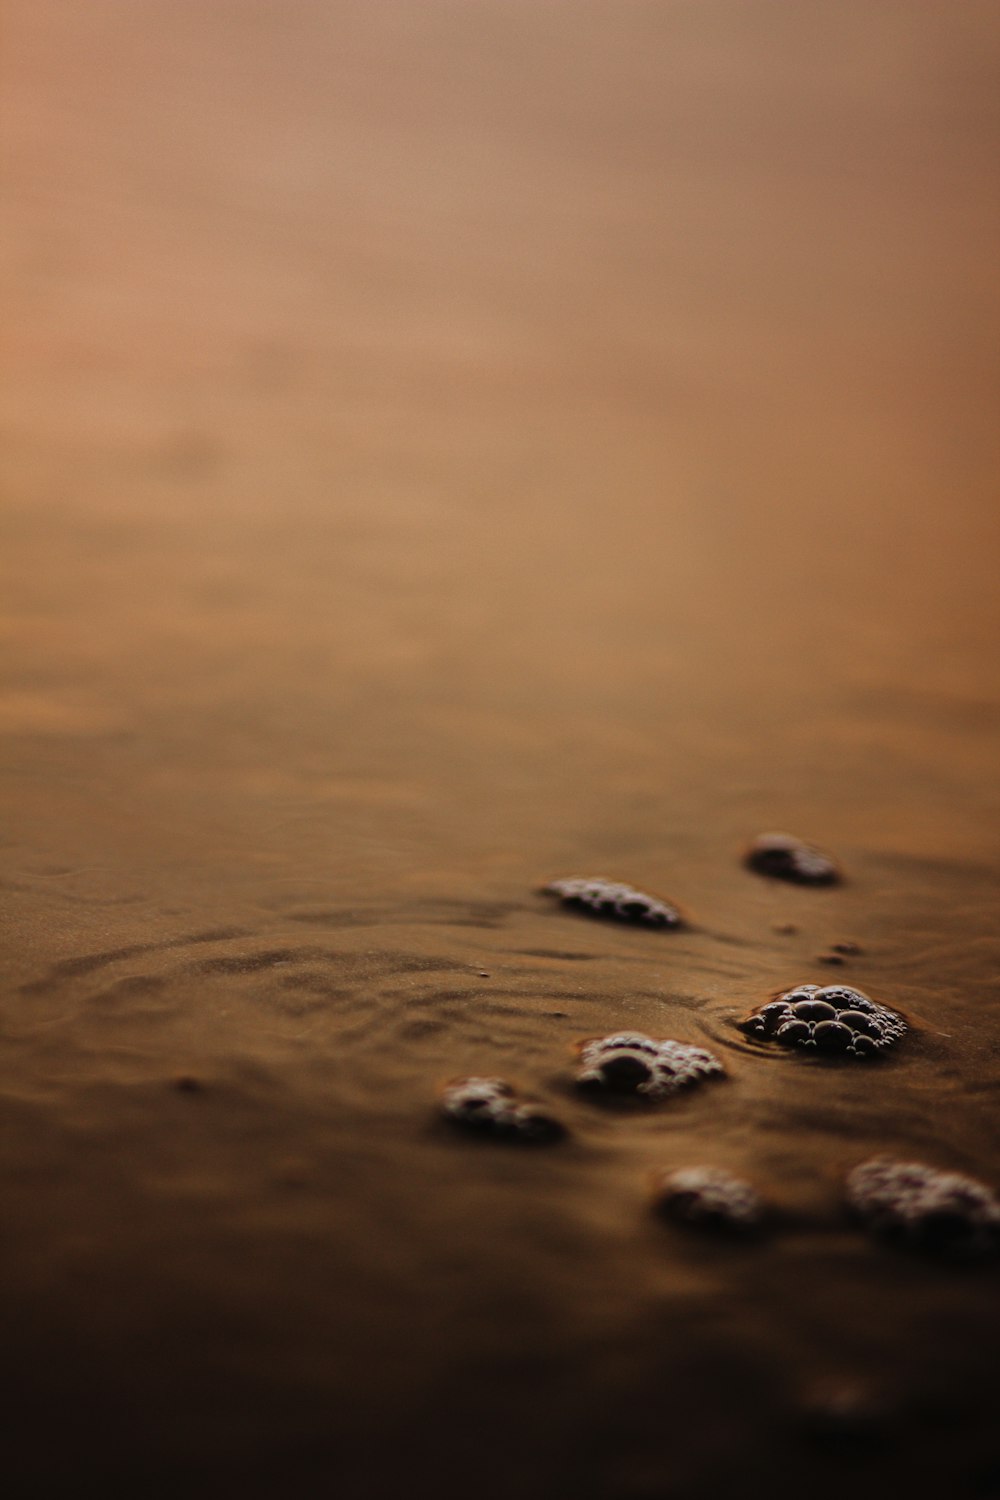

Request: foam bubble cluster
left=745, top=832, right=839, bottom=885
left=574, top=1033, right=724, bottom=1100
left=846, top=1157, right=1000, bottom=1259
left=740, top=985, right=906, bottom=1057
left=439, top=1077, right=566, bottom=1144
left=652, top=1166, right=764, bottom=1232
left=543, top=877, right=682, bottom=928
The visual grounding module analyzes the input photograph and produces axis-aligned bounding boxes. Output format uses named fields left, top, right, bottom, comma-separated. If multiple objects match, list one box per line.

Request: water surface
left=2, top=3, right=999, bottom=1495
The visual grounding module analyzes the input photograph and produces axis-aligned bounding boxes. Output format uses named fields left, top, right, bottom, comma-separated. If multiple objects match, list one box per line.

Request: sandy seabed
left=2, top=4, right=1000, bottom=1497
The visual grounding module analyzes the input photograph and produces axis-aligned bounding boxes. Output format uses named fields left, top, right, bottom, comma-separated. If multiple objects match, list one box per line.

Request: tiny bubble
left=172, top=1075, right=204, bottom=1093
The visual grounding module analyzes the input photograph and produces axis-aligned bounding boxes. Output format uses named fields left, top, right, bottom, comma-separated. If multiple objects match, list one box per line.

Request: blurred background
left=4, top=0, right=999, bottom=888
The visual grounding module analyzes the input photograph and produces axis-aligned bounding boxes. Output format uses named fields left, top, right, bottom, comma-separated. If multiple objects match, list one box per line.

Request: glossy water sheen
left=2, top=3, right=1000, bottom=1497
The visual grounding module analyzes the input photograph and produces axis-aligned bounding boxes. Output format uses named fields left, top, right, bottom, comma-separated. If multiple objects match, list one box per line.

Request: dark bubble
left=598, top=1053, right=654, bottom=1090
left=171, top=1074, right=205, bottom=1093
left=753, top=1001, right=793, bottom=1036
left=792, top=999, right=837, bottom=1022
left=837, top=1010, right=880, bottom=1037
left=542, top=877, right=683, bottom=928
left=813, top=1019, right=853, bottom=1053
left=820, top=987, right=876, bottom=1012
left=776, top=1019, right=811, bottom=1045
left=745, top=832, right=840, bottom=885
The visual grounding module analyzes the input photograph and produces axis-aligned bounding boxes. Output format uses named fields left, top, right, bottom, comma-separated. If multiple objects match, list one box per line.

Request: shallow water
left=3, top=3, right=1000, bottom=1495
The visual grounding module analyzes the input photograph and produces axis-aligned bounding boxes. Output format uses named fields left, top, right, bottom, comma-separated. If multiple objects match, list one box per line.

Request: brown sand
left=2, top=3, right=999, bottom=1496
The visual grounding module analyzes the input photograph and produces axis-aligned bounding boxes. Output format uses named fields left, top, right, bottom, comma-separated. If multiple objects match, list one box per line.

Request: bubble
left=171, top=1074, right=204, bottom=1093
left=755, top=1001, right=793, bottom=1035
left=846, top=1157, right=1000, bottom=1260
left=812, top=1019, right=853, bottom=1053
left=542, top=877, right=683, bottom=928
left=586, top=1031, right=661, bottom=1055
left=837, top=1010, right=880, bottom=1037
left=821, top=987, right=877, bottom=1012
left=439, top=1077, right=566, bottom=1144
left=739, top=985, right=906, bottom=1058
left=744, top=832, right=840, bottom=885
left=651, top=1166, right=764, bottom=1233
left=792, top=999, right=837, bottom=1022
left=574, top=1033, right=724, bottom=1100
left=775, top=1019, right=811, bottom=1045
left=600, top=1052, right=654, bottom=1087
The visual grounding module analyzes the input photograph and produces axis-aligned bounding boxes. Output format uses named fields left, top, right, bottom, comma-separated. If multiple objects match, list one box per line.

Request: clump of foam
left=439, top=1077, right=566, bottom=1144
left=745, top=832, right=840, bottom=885
left=543, top=877, right=682, bottom=928
left=573, top=1033, right=724, bottom=1100
left=846, top=1157, right=1000, bottom=1260
left=740, top=985, right=906, bottom=1058
left=652, top=1166, right=764, bottom=1232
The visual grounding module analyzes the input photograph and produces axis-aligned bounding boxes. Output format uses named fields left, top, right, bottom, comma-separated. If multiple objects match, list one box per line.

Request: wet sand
left=2, top=3, right=1000, bottom=1496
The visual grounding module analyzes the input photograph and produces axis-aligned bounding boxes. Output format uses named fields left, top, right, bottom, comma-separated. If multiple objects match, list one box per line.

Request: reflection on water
left=2, top=1, right=1000, bottom=1495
